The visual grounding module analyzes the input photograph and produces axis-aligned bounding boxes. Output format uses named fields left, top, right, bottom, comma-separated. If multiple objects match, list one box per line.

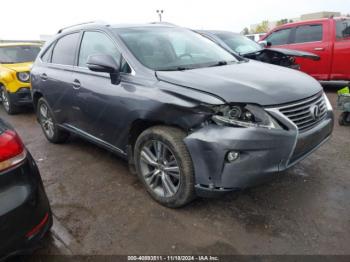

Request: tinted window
left=294, top=25, right=323, bottom=43
left=51, top=33, right=79, bottom=65
left=336, top=19, right=350, bottom=39
left=265, top=28, right=292, bottom=45
left=78, top=31, right=121, bottom=67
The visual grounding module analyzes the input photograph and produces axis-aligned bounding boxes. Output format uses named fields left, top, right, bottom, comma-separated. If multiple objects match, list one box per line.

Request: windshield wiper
left=158, top=66, right=192, bottom=71
left=207, top=60, right=229, bottom=68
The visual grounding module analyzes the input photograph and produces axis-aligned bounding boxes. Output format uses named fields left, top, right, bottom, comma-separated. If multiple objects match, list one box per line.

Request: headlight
left=17, top=72, right=30, bottom=82
left=323, top=92, right=332, bottom=111
left=212, top=104, right=282, bottom=129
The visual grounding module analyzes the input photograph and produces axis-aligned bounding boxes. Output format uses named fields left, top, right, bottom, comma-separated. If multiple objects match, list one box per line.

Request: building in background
left=249, top=11, right=342, bottom=34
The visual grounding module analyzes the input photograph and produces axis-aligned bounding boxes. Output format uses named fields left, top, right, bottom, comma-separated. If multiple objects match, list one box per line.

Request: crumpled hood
left=0, top=62, right=33, bottom=72
left=156, top=60, right=322, bottom=106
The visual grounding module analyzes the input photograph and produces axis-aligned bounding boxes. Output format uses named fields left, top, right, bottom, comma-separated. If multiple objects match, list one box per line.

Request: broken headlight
left=212, top=104, right=282, bottom=129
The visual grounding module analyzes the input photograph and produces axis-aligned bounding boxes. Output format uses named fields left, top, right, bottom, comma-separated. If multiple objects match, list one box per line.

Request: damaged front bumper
left=184, top=109, right=333, bottom=197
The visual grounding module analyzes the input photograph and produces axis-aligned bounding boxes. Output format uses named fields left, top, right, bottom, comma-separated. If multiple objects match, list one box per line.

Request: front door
left=71, top=31, right=132, bottom=148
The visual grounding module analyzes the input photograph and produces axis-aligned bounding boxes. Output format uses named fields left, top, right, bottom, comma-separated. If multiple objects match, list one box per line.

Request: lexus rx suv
left=31, top=22, right=334, bottom=207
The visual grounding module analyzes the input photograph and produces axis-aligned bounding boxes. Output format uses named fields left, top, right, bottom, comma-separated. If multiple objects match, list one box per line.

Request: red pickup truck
left=261, top=17, right=350, bottom=82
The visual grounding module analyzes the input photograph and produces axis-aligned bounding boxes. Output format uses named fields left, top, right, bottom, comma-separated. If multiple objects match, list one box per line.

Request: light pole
left=156, top=10, right=164, bottom=22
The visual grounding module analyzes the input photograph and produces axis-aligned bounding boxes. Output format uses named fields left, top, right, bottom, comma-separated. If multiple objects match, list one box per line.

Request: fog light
left=227, top=151, right=240, bottom=162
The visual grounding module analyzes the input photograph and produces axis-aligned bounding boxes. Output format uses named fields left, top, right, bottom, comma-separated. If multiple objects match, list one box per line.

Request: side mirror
left=87, top=54, right=121, bottom=85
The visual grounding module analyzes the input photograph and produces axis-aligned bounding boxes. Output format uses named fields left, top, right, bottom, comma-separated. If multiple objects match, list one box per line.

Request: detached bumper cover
left=184, top=110, right=333, bottom=196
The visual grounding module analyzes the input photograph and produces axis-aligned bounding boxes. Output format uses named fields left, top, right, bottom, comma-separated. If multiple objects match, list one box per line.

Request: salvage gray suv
left=31, top=22, right=334, bottom=207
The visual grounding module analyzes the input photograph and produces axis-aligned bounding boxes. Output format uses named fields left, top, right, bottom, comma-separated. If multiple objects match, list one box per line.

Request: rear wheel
left=37, top=97, right=70, bottom=143
left=134, top=126, right=195, bottom=208
left=1, top=88, right=19, bottom=114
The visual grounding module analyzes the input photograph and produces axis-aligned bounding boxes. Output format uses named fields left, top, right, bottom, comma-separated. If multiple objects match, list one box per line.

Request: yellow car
left=0, top=43, right=41, bottom=114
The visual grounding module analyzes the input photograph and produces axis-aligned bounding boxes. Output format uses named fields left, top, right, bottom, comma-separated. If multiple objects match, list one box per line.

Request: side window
left=41, top=44, right=54, bottom=63
left=294, top=24, right=323, bottom=43
left=51, top=33, right=80, bottom=65
left=336, top=20, right=350, bottom=39
left=265, top=28, right=292, bottom=45
left=78, top=31, right=121, bottom=68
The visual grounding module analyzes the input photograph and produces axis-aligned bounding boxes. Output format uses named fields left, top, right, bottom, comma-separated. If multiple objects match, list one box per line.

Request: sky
left=0, top=0, right=349, bottom=40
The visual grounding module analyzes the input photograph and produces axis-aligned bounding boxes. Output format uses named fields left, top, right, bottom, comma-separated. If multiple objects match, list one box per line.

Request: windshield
left=214, top=33, right=262, bottom=55
left=114, top=27, right=237, bottom=71
left=0, top=45, right=41, bottom=64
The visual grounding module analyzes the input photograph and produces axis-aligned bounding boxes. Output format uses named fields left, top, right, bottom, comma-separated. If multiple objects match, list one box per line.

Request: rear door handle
left=314, top=47, right=325, bottom=51
left=40, top=73, right=48, bottom=81
left=72, top=79, right=81, bottom=89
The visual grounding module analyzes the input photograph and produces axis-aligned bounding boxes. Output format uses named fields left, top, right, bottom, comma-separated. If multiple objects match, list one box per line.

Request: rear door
left=288, top=23, right=331, bottom=80
left=265, top=22, right=331, bottom=80
left=41, top=32, right=80, bottom=124
left=331, top=19, right=350, bottom=80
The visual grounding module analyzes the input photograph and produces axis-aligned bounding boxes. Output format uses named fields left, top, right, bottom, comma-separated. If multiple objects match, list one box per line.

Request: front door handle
left=314, top=47, right=325, bottom=51
left=40, top=73, right=48, bottom=81
left=72, top=79, right=81, bottom=89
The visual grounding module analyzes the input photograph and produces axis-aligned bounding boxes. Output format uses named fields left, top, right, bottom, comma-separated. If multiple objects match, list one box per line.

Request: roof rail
left=57, top=21, right=108, bottom=33
left=149, top=22, right=177, bottom=26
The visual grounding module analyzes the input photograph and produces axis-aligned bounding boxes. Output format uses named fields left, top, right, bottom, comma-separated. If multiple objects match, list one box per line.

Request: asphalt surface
left=1, top=89, right=349, bottom=258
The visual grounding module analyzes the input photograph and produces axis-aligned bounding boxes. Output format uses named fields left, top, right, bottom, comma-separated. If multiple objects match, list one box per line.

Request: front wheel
left=1, top=88, right=19, bottom=114
left=134, top=126, right=195, bottom=208
left=37, top=98, right=70, bottom=143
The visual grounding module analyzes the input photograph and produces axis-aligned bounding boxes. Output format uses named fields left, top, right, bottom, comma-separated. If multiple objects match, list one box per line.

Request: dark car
left=198, top=30, right=320, bottom=69
left=31, top=22, right=333, bottom=207
left=0, top=119, right=52, bottom=260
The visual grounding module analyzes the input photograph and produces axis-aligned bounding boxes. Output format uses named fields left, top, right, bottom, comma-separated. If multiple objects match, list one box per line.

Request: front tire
left=134, top=126, right=195, bottom=208
left=37, top=97, right=70, bottom=143
left=1, top=88, right=19, bottom=114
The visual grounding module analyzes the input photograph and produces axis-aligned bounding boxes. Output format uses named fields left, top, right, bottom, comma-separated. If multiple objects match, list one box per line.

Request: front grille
left=277, top=93, right=327, bottom=132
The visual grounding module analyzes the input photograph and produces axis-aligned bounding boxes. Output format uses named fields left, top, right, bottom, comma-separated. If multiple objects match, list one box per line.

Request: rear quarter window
left=294, top=24, right=323, bottom=43
left=41, top=44, right=54, bottom=63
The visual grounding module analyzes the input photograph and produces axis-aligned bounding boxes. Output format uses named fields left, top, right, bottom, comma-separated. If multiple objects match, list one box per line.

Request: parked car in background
left=0, top=43, right=41, bottom=114
left=245, top=33, right=266, bottom=42
left=0, top=118, right=52, bottom=260
left=198, top=30, right=320, bottom=69
left=31, top=22, right=333, bottom=208
left=261, top=17, right=350, bottom=82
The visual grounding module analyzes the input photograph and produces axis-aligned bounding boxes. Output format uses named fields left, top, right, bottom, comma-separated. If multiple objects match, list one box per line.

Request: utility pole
left=156, top=10, right=164, bottom=22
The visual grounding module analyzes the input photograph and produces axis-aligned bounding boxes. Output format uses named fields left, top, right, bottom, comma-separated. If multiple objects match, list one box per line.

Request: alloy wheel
left=139, top=140, right=181, bottom=197
left=39, top=103, right=55, bottom=138
left=1, top=90, right=10, bottom=112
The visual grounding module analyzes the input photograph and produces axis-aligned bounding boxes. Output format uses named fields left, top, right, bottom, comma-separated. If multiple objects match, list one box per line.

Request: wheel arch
left=32, top=91, right=44, bottom=111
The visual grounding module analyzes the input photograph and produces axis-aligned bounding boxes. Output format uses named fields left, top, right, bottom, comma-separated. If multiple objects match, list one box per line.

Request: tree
left=276, top=19, right=289, bottom=26
left=241, top=27, right=250, bottom=35
left=254, top=20, right=270, bottom=33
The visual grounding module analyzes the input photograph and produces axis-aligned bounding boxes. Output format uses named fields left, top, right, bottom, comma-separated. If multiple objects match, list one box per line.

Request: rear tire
left=37, top=97, right=70, bottom=143
left=134, top=126, right=196, bottom=208
left=1, top=88, right=19, bottom=115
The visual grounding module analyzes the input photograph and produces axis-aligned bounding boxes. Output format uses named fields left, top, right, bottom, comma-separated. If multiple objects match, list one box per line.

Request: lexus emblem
left=310, top=104, right=321, bottom=120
